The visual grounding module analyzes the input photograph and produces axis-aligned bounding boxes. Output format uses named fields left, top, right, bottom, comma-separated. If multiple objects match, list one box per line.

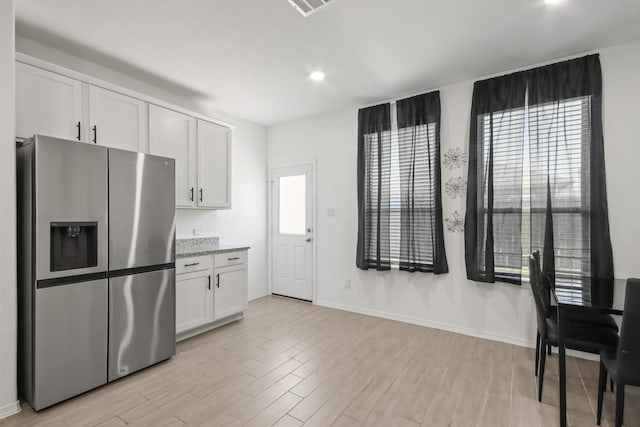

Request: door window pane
left=279, top=174, right=306, bottom=235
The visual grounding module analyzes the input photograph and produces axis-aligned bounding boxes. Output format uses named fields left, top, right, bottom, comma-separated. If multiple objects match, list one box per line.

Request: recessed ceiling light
left=545, top=0, right=562, bottom=4
left=309, top=71, right=326, bottom=82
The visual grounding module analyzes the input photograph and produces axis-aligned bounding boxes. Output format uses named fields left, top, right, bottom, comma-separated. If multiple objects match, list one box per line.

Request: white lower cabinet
left=175, top=269, right=213, bottom=335
left=214, top=264, right=248, bottom=320
left=176, top=250, right=248, bottom=338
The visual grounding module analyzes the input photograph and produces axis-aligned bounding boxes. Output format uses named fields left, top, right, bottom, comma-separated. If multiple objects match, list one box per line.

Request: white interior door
left=271, top=165, right=314, bottom=301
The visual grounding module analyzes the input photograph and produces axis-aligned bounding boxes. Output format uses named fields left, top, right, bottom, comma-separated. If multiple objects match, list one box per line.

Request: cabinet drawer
left=176, top=255, right=213, bottom=275
left=214, top=251, right=247, bottom=268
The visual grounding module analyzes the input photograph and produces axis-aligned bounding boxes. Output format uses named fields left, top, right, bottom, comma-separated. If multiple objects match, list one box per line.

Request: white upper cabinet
left=16, top=63, right=82, bottom=140
left=88, top=85, right=147, bottom=152
left=197, top=120, right=231, bottom=209
left=148, top=105, right=196, bottom=208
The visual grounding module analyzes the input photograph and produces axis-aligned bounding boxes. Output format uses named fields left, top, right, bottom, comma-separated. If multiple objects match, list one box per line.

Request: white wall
left=268, top=39, right=640, bottom=347
left=600, top=41, right=640, bottom=279
left=14, top=37, right=269, bottom=298
left=0, top=0, right=19, bottom=420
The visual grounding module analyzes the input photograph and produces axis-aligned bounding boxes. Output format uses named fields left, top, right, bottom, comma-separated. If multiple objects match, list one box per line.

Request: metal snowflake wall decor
left=445, top=211, right=465, bottom=233
left=445, top=177, right=466, bottom=199
left=443, top=147, right=467, bottom=170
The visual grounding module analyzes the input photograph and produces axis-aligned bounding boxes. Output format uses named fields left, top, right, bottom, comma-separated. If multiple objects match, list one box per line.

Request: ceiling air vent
left=286, top=0, right=333, bottom=17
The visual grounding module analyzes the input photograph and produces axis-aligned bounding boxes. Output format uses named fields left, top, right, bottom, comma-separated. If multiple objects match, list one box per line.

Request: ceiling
left=15, top=0, right=640, bottom=126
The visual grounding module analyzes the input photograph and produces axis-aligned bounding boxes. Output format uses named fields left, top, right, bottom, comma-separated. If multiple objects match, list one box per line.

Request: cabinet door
left=88, top=85, right=146, bottom=152
left=16, top=63, right=82, bottom=140
left=176, top=270, right=213, bottom=334
left=197, top=120, right=231, bottom=209
left=214, top=264, right=247, bottom=320
left=149, top=105, right=196, bottom=208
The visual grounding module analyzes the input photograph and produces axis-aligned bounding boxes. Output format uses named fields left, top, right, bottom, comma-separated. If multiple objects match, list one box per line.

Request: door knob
left=306, top=237, right=312, bottom=242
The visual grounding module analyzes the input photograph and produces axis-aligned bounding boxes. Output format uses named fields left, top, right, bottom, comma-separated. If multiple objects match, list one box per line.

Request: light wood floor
left=2, top=295, right=639, bottom=427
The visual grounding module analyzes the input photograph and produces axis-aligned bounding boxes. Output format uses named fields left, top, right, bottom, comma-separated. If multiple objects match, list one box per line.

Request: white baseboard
left=316, top=299, right=535, bottom=348
left=315, top=300, right=603, bottom=362
left=0, top=400, right=21, bottom=420
left=249, top=291, right=268, bottom=301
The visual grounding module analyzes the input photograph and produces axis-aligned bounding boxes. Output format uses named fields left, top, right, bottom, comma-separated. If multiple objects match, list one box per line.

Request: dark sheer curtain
left=466, top=54, right=614, bottom=292
left=465, top=72, right=527, bottom=284
left=357, top=103, right=392, bottom=270
left=528, top=54, right=614, bottom=298
left=396, top=91, right=448, bottom=273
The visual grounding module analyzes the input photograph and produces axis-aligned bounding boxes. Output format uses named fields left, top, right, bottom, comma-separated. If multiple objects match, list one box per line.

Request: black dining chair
left=531, top=251, right=618, bottom=378
left=529, top=254, right=619, bottom=402
left=597, top=279, right=640, bottom=427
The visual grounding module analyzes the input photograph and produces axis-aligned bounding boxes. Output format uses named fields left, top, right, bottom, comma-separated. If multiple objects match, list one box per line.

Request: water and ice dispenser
left=50, top=222, right=98, bottom=272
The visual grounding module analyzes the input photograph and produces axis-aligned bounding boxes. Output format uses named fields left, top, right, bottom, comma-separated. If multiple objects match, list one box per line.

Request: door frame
left=267, top=159, right=318, bottom=303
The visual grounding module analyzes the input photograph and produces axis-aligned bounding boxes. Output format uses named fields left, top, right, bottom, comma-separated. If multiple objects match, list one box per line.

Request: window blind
left=529, top=96, right=592, bottom=287
left=477, top=96, right=591, bottom=282
left=357, top=91, right=447, bottom=273
left=466, top=54, right=612, bottom=289
left=478, top=106, right=526, bottom=280
left=363, top=124, right=438, bottom=265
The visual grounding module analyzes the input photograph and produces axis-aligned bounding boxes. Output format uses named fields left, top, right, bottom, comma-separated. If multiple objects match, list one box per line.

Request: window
left=364, top=123, right=437, bottom=265
left=528, top=96, right=592, bottom=287
left=466, top=54, right=613, bottom=288
left=477, top=96, right=591, bottom=283
left=477, top=105, right=526, bottom=281
left=357, top=92, right=448, bottom=274
left=278, top=174, right=307, bottom=235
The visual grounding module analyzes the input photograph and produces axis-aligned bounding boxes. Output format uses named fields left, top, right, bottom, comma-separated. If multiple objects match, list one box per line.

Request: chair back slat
left=529, top=253, right=548, bottom=338
left=618, top=278, right=640, bottom=385
left=533, top=251, right=553, bottom=316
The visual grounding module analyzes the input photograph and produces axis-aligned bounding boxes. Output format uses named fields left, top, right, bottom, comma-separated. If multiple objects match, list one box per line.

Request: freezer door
left=34, top=279, right=108, bottom=410
left=108, top=269, right=176, bottom=382
left=108, top=148, right=176, bottom=271
left=35, top=135, right=108, bottom=281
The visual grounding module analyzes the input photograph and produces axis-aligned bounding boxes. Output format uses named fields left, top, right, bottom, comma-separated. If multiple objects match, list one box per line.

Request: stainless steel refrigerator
left=17, top=135, right=176, bottom=411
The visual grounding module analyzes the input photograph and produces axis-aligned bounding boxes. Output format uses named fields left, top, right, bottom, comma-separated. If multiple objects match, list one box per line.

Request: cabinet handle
left=228, top=257, right=240, bottom=261
left=76, top=122, right=81, bottom=141
left=207, top=275, right=211, bottom=290
left=92, top=125, right=97, bottom=144
left=216, top=273, right=220, bottom=288
left=184, top=262, right=200, bottom=267
left=199, top=188, right=203, bottom=202
left=190, top=187, right=194, bottom=202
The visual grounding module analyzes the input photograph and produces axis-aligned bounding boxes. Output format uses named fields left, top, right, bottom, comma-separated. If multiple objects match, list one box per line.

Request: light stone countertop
left=176, top=237, right=249, bottom=258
